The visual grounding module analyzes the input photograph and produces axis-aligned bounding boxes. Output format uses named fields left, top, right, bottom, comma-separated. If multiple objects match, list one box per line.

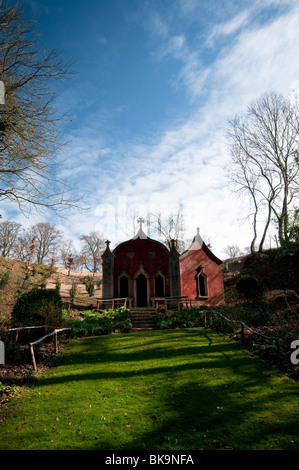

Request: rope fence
left=205, top=309, right=284, bottom=367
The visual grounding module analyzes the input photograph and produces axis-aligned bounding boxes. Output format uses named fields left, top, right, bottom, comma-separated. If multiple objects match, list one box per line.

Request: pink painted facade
left=102, top=224, right=224, bottom=307
left=113, top=235, right=171, bottom=302
left=102, top=224, right=181, bottom=307
left=179, top=230, right=225, bottom=305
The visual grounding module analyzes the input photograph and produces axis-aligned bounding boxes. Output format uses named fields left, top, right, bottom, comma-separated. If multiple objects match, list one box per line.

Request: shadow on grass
left=88, top=379, right=299, bottom=450
left=3, top=329, right=298, bottom=450
left=39, top=333, right=248, bottom=387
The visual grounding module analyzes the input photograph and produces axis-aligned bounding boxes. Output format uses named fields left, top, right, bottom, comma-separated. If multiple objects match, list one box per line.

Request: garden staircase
left=129, top=308, right=158, bottom=330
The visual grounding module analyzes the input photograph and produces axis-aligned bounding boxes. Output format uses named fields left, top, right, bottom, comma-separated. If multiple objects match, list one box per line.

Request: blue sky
left=3, top=0, right=299, bottom=258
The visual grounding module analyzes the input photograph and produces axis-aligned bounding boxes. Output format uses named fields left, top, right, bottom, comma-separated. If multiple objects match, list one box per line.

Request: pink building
left=179, top=229, right=225, bottom=306
left=102, top=223, right=225, bottom=308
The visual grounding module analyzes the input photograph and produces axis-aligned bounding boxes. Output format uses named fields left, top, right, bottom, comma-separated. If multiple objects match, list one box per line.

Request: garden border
left=205, top=309, right=283, bottom=366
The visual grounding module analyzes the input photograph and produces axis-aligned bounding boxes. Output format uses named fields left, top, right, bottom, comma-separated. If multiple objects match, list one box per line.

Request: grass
left=0, top=328, right=298, bottom=450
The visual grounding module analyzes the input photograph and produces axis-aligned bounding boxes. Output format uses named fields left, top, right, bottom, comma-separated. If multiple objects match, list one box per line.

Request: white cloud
left=96, top=1, right=299, bottom=256
left=4, top=1, right=299, bottom=260
left=206, top=10, right=251, bottom=46
left=149, top=12, right=169, bottom=39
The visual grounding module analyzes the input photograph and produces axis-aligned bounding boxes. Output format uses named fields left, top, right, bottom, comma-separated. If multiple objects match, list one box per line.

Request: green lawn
left=0, top=328, right=298, bottom=450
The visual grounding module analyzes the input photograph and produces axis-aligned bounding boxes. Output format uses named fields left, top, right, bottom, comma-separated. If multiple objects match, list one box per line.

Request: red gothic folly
left=101, top=219, right=224, bottom=309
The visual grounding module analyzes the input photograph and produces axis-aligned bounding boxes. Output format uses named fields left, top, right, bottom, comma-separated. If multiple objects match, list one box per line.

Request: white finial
left=137, top=217, right=145, bottom=230
left=134, top=217, right=147, bottom=239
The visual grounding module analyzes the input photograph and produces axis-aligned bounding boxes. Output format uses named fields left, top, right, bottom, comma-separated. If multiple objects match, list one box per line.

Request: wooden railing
left=3, top=325, right=48, bottom=341
left=29, top=328, right=71, bottom=372
left=1, top=325, right=72, bottom=372
left=204, top=309, right=284, bottom=367
left=96, top=298, right=132, bottom=310
left=151, top=296, right=189, bottom=310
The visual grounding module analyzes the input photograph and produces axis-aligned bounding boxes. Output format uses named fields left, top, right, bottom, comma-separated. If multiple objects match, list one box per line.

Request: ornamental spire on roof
left=102, top=239, right=114, bottom=258
left=138, top=217, right=145, bottom=229
left=133, top=217, right=147, bottom=239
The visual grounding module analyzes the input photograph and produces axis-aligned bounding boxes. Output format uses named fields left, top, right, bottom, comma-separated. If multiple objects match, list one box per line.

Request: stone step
left=129, top=308, right=158, bottom=329
left=129, top=313, right=156, bottom=318
left=130, top=316, right=157, bottom=322
left=129, top=314, right=157, bottom=320
left=130, top=308, right=156, bottom=314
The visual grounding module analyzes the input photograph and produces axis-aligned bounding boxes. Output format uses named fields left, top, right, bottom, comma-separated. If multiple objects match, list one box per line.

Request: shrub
left=11, top=288, right=63, bottom=327
left=0, top=272, right=10, bottom=289
left=236, top=302, right=272, bottom=326
left=81, top=276, right=97, bottom=297
left=68, top=312, right=114, bottom=337
left=55, top=277, right=61, bottom=292
left=236, top=274, right=264, bottom=301
left=85, top=279, right=95, bottom=297
left=157, top=307, right=204, bottom=329
left=69, top=282, right=79, bottom=302
left=68, top=307, right=132, bottom=337
left=32, top=266, right=38, bottom=276
left=111, top=306, right=132, bottom=331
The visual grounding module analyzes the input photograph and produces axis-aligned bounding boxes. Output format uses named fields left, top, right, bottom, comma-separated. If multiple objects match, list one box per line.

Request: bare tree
left=60, top=238, right=85, bottom=271
left=72, top=253, right=85, bottom=271
left=224, top=245, right=244, bottom=258
left=29, top=222, right=62, bottom=265
left=0, top=220, right=22, bottom=257
left=80, top=231, right=106, bottom=273
left=0, top=1, right=80, bottom=215
left=60, top=238, right=75, bottom=268
left=147, top=207, right=186, bottom=252
left=13, top=229, right=30, bottom=261
left=226, top=91, right=299, bottom=250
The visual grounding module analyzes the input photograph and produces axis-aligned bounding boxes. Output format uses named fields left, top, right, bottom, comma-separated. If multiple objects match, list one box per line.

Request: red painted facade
left=113, top=236, right=171, bottom=300
left=102, top=225, right=225, bottom=307
left=179, top=231, right=225, bottom=305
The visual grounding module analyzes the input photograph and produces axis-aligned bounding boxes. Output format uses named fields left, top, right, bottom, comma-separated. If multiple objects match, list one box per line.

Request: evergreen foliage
left=11, top=288, right=63, bottom=327
left=236, top=274, right=264, bottom=300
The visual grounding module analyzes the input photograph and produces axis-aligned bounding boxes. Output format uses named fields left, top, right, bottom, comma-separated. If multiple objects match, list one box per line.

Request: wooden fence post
left=54, top=330, right=58, bottom=354
left=30, top=344, right=37, bottom=372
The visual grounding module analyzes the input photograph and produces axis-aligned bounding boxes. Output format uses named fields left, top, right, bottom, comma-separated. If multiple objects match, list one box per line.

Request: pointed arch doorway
left=134, top=265, right=150, bottom=307
left=136, top=274, right=148, bottom=307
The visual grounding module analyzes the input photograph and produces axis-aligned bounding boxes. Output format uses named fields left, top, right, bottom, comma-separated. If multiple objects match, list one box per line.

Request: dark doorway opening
left=119, top=275, right=129, bottom=298
left=136, top=274, right=148, bottom=307
left=155, top=274, right=164, bottom=297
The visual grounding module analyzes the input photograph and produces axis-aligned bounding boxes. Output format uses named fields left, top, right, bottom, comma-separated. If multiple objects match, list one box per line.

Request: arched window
left=196, top=266, right=208, bottom=298
left=119, top=274, right=129, bottom=298
left=155, top=274, right=165, bottom=297
left=134, top=264, right=150, bottom=307
left=136, top=274, right=148, bottom=307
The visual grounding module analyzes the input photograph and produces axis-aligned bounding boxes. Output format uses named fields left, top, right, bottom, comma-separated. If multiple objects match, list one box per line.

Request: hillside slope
left=46, top=267, right=102, bottom=309
left=1, top=247, right=298, bottom=324
left=0, top=257, right=102, bottom=324
left=223, top=248, right=299, bottom=315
